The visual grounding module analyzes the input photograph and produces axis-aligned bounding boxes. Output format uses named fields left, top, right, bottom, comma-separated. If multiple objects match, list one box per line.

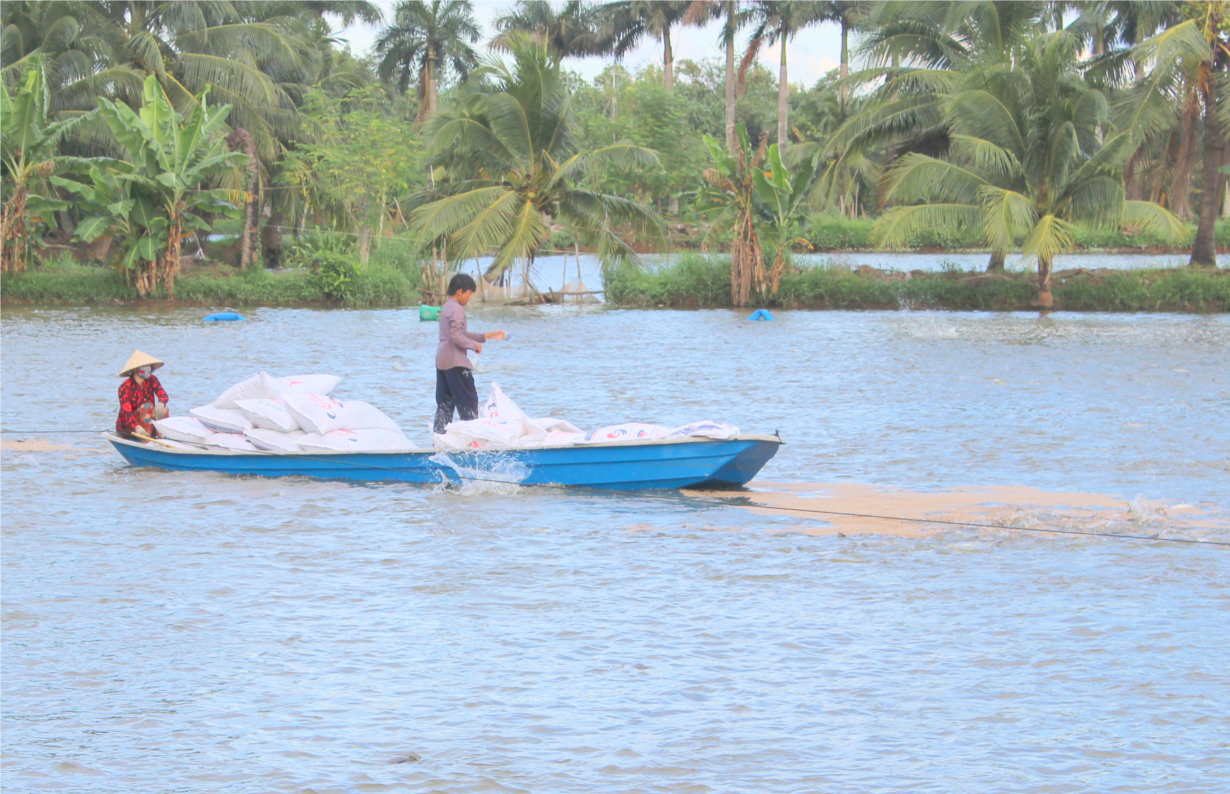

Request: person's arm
left=117, top=381, right=140, bottom=433
left=447, top=306, right=481, bottom=352
left=150, top=375, right=168, bottom=405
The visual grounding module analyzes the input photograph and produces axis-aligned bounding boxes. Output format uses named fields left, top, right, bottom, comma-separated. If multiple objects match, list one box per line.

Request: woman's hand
left=484, top=330, right=506, bottom=341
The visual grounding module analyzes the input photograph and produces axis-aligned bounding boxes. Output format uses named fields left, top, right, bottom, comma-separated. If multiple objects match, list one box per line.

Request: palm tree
left=491, top=0, right=606, bottom=58
left=740, top=1, right=826, bottom=147
left=599, top=1, right=693, bottom=93
left=874, top=34, right=1188, bottom=308
left=824, top=1, right=1053, bottom=269
left=816, top=1, right=865, bottom=108
left=410, top=36, right=661, bottom=286
left=1110, top=5, right=1230, bottom=267
left=682, top=1, right=746, bottom=154
left=375, top=0, right=481, bottom=121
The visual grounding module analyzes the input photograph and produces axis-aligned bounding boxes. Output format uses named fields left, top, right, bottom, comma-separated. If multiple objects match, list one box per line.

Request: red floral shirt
left=116, top=375, right=169, bottom=435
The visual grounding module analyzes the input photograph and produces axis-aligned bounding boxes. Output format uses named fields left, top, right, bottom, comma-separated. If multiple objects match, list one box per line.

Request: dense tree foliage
left=4, top=0, right=1229, bottom=294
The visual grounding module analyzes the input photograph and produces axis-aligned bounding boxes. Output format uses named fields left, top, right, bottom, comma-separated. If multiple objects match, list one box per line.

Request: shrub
left=308, top=251, right=360, bottom=299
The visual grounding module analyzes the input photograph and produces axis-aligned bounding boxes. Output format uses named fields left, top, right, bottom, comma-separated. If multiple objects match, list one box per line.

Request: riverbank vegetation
left=1, top=246, right=422, bottom=307
left=3, top=1, right=1230, bottom=311
left=606, top=254, right=1230, bottom=313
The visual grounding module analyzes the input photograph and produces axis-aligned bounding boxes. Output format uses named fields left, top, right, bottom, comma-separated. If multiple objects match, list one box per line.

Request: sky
left=337, top=1, right=847, bottom=88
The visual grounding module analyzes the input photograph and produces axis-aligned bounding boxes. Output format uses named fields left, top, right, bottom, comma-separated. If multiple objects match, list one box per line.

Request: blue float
left=203, top=312, right=245, bottom=322
left=747, top=309, right=774, bottom=321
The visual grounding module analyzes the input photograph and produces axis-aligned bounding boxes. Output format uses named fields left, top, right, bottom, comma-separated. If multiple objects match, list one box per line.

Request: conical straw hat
left=119, top=350, right=164, bottom=377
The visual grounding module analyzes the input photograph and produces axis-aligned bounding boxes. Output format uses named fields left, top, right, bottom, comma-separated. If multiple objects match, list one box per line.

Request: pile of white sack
left=152, top=372, right=413, bottom=453
left=147, top=376, right=738, bottom=454
left=433, top=383, right=740, bottom=451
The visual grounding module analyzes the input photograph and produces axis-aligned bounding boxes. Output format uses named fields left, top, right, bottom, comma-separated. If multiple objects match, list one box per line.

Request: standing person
left=435, top=274, right=506, bottom=434
left=116, top=350, right=169, bottom=439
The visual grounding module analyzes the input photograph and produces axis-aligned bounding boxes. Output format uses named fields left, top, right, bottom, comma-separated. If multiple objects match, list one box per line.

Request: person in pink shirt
left=434, top=274, right=506, bottom=433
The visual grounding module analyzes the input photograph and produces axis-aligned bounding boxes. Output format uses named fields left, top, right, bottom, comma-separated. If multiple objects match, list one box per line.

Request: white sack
left=542, top=430, right=587, bottom=446
left=444, top=417, right=524, bottom=445
left=432, top=431, right=490, bottom=451
left=282, top=394, right=400, bottom=435
left=481, top=382, right=531, bottom=424
left=212, top=372, right=281, bottom=409
left=277, top=374, right=342, bottom=395
left=190, top=405, right=254, bottom=433
left=204, top=432, right=258, bottom=452
left=235, top=398, right=301, bottom=432
left=529, top=417, right=584, bottom=435
left=297, top=428, right=413, bottom=453
left=244, top=428, right=306, bottom=452
left=581, top=423, right=672, bottom=444
left=153, top=416, right=213, bottom=444
left=667, top=420, right=740, bottom=440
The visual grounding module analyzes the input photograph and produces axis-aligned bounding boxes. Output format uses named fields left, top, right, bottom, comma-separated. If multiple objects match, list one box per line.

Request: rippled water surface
left=3, top=305, right=1228, bottom=793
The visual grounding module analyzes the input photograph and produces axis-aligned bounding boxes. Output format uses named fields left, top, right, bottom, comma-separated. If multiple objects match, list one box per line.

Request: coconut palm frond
left=873, top=203, right=984, bottom=249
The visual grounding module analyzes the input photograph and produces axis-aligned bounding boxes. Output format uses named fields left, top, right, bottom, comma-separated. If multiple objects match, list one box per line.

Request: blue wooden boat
left=104, top=432, right=782, bottom=490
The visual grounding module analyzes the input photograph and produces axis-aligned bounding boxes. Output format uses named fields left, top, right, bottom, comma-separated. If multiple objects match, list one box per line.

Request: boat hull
left=105, top=434, right=782, bottom=490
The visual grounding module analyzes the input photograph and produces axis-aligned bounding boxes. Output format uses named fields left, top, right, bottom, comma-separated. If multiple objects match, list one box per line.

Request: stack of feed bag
left=153, top=372, right=412, bottom=453
left=432, top=383, right=741, bottom=451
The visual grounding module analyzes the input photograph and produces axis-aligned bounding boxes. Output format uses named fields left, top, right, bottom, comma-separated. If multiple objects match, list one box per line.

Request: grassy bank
left=1, top=251, right=421, bottom=308
left=605, top=254, right=1230, bottom=312
left=801, top=216, right=1230, bottom=253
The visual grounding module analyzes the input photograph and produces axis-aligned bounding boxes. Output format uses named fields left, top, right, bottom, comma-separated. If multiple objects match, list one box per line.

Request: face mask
left=136, top=366, right=153, bottom=379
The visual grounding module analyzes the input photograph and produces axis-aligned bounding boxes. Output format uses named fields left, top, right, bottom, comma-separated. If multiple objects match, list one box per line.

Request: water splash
left=428, top=450, right=531, bottom=496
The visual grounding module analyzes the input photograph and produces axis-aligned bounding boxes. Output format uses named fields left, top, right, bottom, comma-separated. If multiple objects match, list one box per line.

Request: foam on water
left=429, top=449, right=532, bottom=495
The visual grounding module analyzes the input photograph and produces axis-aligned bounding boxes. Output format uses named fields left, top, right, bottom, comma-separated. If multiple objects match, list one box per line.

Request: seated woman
left=116, top=350, right=169, bottom=439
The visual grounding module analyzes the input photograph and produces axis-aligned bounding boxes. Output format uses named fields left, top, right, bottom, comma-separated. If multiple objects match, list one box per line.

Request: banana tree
left=698, top=123, right=767, bottom=307
left=751, top=142, right=819, bottom=297
left=52, top=76, right=245, bottom=297
left=1, top=55, right=71, bottom=273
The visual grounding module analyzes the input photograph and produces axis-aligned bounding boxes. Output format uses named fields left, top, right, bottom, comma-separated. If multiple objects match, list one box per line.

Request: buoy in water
left=419, top=305, right=441, bottom=321
left=747, top=309, right=774, bottom=321
left=203, top=312, right=245, bottom=322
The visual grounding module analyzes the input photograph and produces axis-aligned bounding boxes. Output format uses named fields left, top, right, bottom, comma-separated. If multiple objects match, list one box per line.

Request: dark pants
left=434, top=366, right=478, bottom=433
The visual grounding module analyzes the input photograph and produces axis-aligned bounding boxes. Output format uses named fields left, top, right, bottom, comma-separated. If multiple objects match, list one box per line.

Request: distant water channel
left=466, top=250, right=1201, bottom=295
left=3, top=305, right=1227, bottom=792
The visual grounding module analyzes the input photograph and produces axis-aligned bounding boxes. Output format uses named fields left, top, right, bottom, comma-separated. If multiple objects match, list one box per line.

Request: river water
left=3, top=305, right=1228, bottom=793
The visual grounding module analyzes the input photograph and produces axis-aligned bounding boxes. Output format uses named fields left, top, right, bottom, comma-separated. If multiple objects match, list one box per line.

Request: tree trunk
left=358, top=225, right=371, bottom=265
left=777, top=30, right=789, bottom=147
left=663, top=27, right=674, bottom=93
left=1170, top=97, right=1199, bottom=220
left=427, top=47, right=438, bottom=117
left=840, top=18, right=849, bottom=108
left=227, top=127, right=260, bottom=269
left=1034, top=254, right=1054, bottom=308
left=1125, top=147, right=1147, bottom=200
left=161, top=220, right=182, bottom=297
left=986, top=249, right=1005, bottom=273
left=725, top=3, right=736, bottom=154
left=731, top=199, right=763, bottom=307
left=262, top=207, right=284, bottom=268
left=0, top=184, right=29, bottom=274
left=1191, top=69, right=1226, bottom=267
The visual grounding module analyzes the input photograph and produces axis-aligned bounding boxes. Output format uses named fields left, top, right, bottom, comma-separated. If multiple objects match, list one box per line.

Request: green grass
left=2, top=246, right=423, bottom=307
left=606, top=253, right=1230, bottom=312
left=800, top=215, right=1230, bottom=252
